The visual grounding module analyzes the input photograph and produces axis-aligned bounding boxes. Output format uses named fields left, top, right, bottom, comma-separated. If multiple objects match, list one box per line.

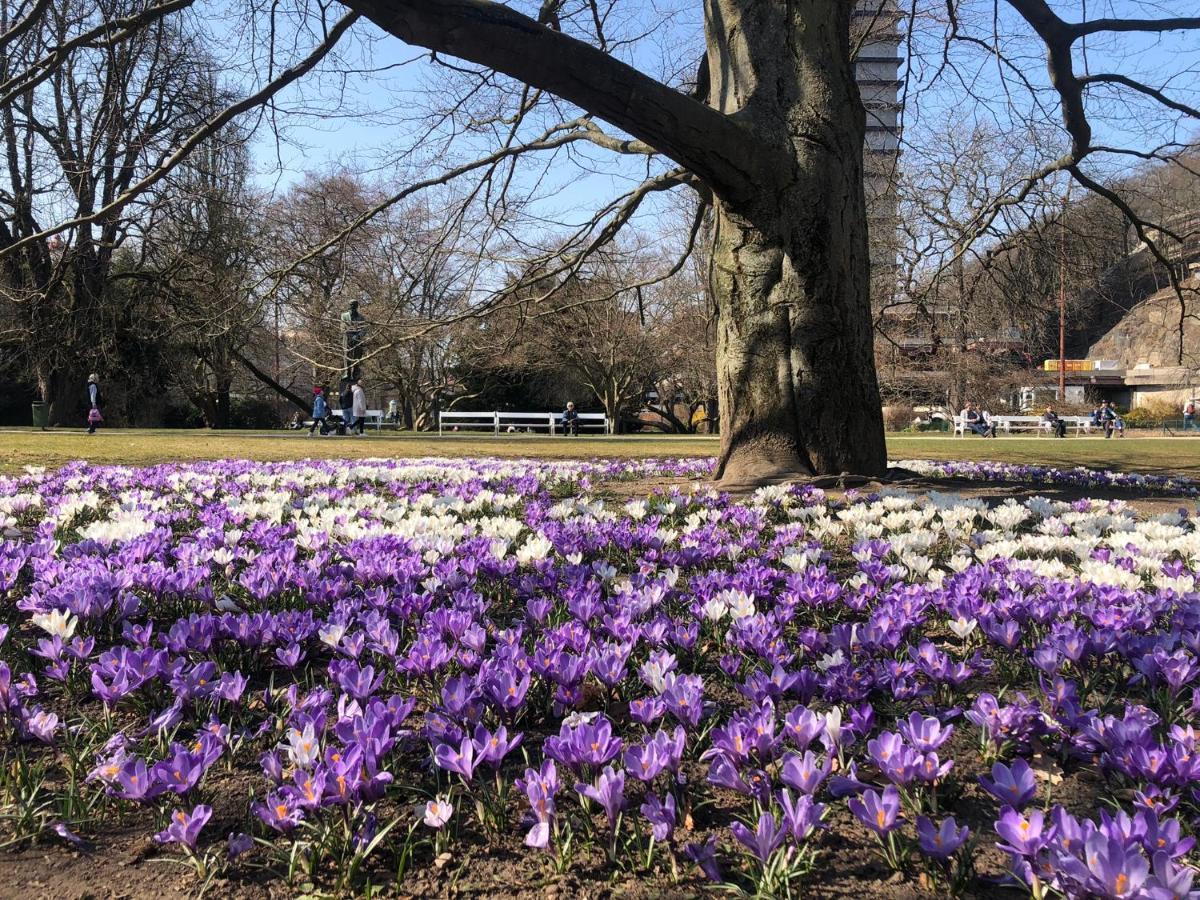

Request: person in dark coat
left=560, top=401, right=579, bottom=436
left=1043, top=406, right=1067, bottom=438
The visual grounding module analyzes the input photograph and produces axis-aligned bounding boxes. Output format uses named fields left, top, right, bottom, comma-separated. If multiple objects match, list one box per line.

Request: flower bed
left=1, top=457, right=1198, bottom=897
left=893, top=458, right=1199, bottom=497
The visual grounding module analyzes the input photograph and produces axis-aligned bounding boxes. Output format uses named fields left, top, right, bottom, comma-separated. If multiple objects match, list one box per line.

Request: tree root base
left=713, top=466, right=923, bottom=494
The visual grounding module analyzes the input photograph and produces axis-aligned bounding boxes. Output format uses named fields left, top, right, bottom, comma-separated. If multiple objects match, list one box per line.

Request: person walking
left=1100, top=400, right=1118, bottom=439
left=386, top=398, right=399, bottom=425
left=336, top=379, right=353, bottom=434
left=1105, top=401, right=1125, bottom=438
left=86, top=373, right=103, bottom=434
left=308, top=387, right=329, bottom=437
left=560, top=401, right=579, bottom=436
left=350, top=378, right=367, bottom=435
left=1185, top=399, right=1197, bottom=431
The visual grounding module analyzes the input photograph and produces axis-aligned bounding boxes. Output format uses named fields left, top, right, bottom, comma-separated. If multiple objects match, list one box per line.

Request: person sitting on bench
left=1043, top=406, right=1067, bottom=438
left=560, top=401, right=580, bottom=436
left=959, top=402, right=990, bottom=437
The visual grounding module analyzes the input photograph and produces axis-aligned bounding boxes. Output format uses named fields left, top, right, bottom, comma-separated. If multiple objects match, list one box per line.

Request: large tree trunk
left=342, top=0, right=888, bottom=484
left=213, top=384, right=231, bottom=429
left=706, top=0, right=886, bottom=486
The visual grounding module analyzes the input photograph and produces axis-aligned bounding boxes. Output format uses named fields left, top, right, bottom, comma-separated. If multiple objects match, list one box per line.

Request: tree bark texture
left=705, top=0, right=886, bottom=485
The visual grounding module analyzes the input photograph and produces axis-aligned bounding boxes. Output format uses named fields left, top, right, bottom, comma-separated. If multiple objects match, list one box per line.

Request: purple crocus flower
left=917, top=815, right=969, bottom=859
left=1141, top=813, right=1194, bottom=860
left=1151, top=851, right=1195, bottom=897
left=21, top=707, right=59, bottom=744
left=575, top=765, right=625, bottom=831
left=848, top=786, right=902, bottom=836
left=227, top=832, right=253, bottom=859
left=434, top=737, right=478, bottom=782
left=484, top=665, right=531, bottom=714
left=685, top=835, right=723, bottom=882
left=780, top=750, right=830, bottom=795
left=113, top=757, right=160, bottom=802
left=640, top=792, right=676, bottom=842
left=1083, top=832, right=1149, bottom=897
left=51, top=822, right=88, bottom=849
left=778, top=789, right=825, bottom=843
left=898, top=712, right=953, bottom=752
left=995, top=807, right=1054, bottom=858
left=867, top=732, right=918, bottom=785
left=625, top=735, right=669, bottom=782
left=979, top=758, right=1038, bottom=810
left=629, top=696, right=665, bottom=724
left=472, top=724, right=523, bottom=767
left=662, top=674, right=704, bottom=729
left=730, top=811, right=786, bottom=863
left=543, top=716, right=623, bottom=771
left=783, top=705, right=824, bottom=749
left=515, top=759, right=558, bottom=849
left=706, top=754, right=754, bottom=796
left=155, top=804, right=212, bottom=849
left=254, top=791, right=304, bottom=832
left=275, top=643, right=305, bottom=668
left=334, top=662, right=383, bottom=701
left=150, top=746, right=206, bottom=796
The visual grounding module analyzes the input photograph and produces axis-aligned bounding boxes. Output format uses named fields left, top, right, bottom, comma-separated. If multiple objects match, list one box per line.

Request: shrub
left=882, top=404, right=915, bottom=432
left=230, top=396, right=282, bottom=429
left=1123, top=400, right=1179, bottom=428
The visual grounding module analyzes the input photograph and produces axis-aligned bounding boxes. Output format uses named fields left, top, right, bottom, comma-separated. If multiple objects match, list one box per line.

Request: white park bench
left=438, top=410, right=612, bottom=435
left=954, top=414, right=1092, bottom=436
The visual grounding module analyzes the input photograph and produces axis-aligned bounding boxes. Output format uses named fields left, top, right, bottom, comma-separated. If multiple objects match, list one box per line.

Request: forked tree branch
left=338, top=0, right=782, bottom=205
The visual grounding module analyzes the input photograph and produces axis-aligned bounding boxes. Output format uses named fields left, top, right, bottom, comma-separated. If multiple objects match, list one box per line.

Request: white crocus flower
left=593, top=561, right=617, bottom=582
left=318, top=623, right=347, bottom=648
left=948, top=616, right=978, bottom=639
left=816, top=649, right=844, bottom=672
left=515, top=534, right=553, bottom=565
left=31, top=609, right=77, bottom=640
left=284, top=722, right=320, bottom=768
left=726, top=591, right=756, bottom=620
left=823, top=707, right=843, bottom=746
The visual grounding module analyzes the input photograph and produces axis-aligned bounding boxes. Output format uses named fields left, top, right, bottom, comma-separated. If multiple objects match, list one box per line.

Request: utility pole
left=1058, top=191, right=1068, bottom=402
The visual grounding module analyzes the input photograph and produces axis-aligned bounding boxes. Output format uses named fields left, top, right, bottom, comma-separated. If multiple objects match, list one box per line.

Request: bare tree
left=0, top=0, right=216, bottom=421
left=141, top=118, right=264, bottom=428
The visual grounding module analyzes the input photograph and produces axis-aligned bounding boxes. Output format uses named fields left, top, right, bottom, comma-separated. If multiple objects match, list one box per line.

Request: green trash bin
left=31, top=401, right=48, bottom=429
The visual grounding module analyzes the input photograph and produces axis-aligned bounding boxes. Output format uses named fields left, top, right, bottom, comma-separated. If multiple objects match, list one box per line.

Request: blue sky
left=214, top=1, right=1198, bottom=234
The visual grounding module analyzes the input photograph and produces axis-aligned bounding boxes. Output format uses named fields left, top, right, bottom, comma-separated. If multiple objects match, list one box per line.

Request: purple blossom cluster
left=0, top=456, right=1199, bottom=896
left=895, top=458, right=1200, bottom=497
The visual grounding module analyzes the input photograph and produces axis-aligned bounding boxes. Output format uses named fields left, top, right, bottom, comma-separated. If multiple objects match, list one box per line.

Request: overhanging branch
left=338, top=0, right=779, bottom=205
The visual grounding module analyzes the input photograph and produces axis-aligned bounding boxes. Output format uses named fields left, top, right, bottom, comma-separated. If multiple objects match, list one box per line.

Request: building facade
left=853, top=1, right=903, bottom=309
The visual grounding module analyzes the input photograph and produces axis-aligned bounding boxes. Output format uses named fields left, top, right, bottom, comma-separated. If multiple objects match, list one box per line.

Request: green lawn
left=0, top=428, right=1196, bottom=477
left=887, top=434, right=1200, bottom=478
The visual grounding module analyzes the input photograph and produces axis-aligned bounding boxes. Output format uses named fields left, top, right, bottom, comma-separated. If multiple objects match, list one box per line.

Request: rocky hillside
left=1087, top=276, right=1200, bottom=369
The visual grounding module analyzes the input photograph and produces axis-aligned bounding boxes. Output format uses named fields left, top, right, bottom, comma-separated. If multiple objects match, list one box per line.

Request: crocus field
left=3, top=455, right=1200, bottom=898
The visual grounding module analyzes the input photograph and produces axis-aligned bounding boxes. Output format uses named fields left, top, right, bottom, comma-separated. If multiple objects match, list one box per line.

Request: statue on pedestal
left=341, top=300, right=366, bottom=380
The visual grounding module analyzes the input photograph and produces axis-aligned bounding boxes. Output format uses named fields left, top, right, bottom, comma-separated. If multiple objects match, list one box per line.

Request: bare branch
left=338, top=0, right=781, bottom=204
left=0, top=10, right=360, bottom=261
